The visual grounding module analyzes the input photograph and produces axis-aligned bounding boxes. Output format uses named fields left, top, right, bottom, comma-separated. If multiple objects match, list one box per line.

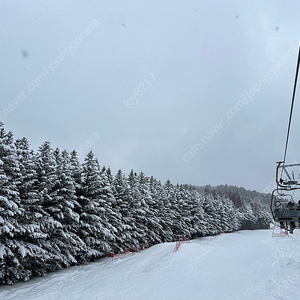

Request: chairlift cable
left=282, top=44, right=300, bottom=168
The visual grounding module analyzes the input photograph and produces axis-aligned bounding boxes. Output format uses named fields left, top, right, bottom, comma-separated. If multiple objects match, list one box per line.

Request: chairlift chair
left=271, top=162, right=300, bottom=233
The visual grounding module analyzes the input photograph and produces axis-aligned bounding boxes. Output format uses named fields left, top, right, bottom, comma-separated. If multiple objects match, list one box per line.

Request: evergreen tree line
left=194, top=184, right=271, bottom=209
left=0, top=123, right=271, bottom=285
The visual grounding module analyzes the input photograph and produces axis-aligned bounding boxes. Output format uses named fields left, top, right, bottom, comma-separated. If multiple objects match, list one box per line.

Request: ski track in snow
left=1, top=230, right=300, bottom=300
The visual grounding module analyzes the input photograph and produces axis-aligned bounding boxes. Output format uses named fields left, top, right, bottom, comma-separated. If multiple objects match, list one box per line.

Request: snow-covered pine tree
left=113, top=169, right=139, bottom=250
left=255, top=209, right=272, bottom=229
left=127, top=170, right=148, bottom=246
left=154, top=179, right=173, bottom=242
left=174, top=184, right=193, bottom=239
left=202, top=192, right=220, bottom=235
left=238, top=202, right=257, bottom=230
left=149, top=178, right=168, bottom=240
left=60, top=150, right=83, bottom=229
left=104, top=167, right=115, bottom=194
left=80, top=151, right=114, bottom=258
left=163, top=179, right=177, bottom=241
left=0, top=147, right=24, bottom=284
left=99, top=166, right=123, bottom=252
left=15, top=138, right=39, bottom=216
left=188, top=189, right=208, bottom=238
left=210, top=193, right=229, bottom=233
left=0, top=124, right=29, bottom=284
left=219, top=196, right=241, bottom=232
left=70, top=150, right=82, bottom=194
left=14, top=137, right=50, bottom=279
left=36, top=141, right=57, bottom=205
left=35, top=141, right=70, bottom=271
left=139, top=176, right=162, bottom=244
left=51, top=149, right=87, bottom=264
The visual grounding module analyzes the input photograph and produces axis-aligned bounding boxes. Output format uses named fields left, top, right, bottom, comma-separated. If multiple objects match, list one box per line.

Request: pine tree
left=219, top=196, right=241, bottom=232
left=174, top=184, right=192, bottom=239
left=0, top=125, right=31, bottom=284
left=153, top=179, right=173, bottom=242
left=202, top=193, right=220, bottom=235
left=114, top=169, right=141, bottom=250
left=80, top=151, right=114, bottom=258
left=70, top=150, right=82, bottom=193
left=113, top=170, right=133, bottom=250
left=99, top=166, right=123, bottom=252
left=51, top=149, right=86, bottom=264
left=163, top=179, right=177, bottom=240
left=238, top=203, right=257, bottom=230
left=14, top=137, right=50, bottom=278
left=0, top=153, right=25, bottom=284
left=127, top=170, right=148, bottom=246
left=188, top=189, right=208, bottom=237
left=140, top=175, right=162, bottom=245
left=148, top=177, right=167, bottom=243
left=35, top=141, right=70, bottom=271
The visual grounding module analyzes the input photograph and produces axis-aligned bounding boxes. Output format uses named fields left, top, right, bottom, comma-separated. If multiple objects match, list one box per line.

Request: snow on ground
left=1, top=230, right=300, bottom=300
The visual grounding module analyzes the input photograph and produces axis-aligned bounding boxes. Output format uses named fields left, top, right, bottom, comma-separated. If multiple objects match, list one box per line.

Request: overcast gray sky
left=1, top=0, right=300, bottom=192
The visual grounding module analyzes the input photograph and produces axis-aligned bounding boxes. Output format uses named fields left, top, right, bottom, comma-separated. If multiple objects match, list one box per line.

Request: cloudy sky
left=1, top=0, right=300, bottom=192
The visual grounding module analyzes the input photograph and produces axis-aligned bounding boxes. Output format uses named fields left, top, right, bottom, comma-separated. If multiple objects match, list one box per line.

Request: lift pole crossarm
left=278, top=163, right=300, bottom=168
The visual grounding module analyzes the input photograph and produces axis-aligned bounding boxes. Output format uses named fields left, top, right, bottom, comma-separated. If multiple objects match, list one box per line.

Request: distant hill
left=192, top=184, right=270, bottom=211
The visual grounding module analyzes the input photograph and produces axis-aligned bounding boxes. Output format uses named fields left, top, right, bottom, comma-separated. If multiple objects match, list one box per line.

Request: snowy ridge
left=1, top=230, right=300, bottom=300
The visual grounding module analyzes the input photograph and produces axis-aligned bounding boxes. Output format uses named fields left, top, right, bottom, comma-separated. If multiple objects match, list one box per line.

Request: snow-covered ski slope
left=1, top=230, right=300, bottom=300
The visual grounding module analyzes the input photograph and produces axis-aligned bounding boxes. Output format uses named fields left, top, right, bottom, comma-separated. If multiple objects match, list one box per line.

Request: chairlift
left=271, top=187, right=300, bottom=233
left=271, top=44, right=300, bottom=233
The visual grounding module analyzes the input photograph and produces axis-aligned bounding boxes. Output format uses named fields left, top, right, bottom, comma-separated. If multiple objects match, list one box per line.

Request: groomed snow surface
left=1, top=230, right=300, bottom=300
